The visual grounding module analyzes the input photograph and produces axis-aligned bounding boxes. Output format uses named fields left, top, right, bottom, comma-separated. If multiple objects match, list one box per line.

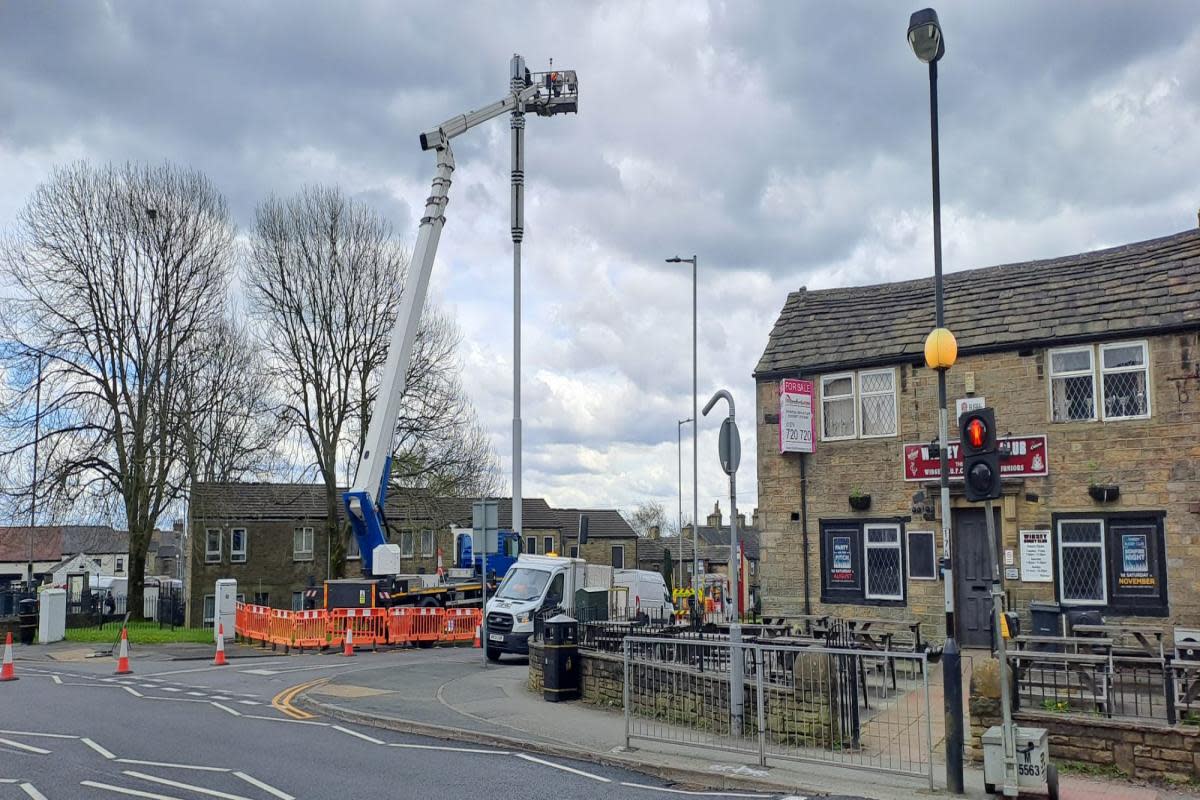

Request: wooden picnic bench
left=1071, top=623, right=1166, bottom=661
left=1011, top=637, right=1114, bottom=715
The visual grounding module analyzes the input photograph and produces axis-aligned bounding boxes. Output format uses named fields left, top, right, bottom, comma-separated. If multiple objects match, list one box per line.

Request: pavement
left=3, top=640, right=818, bottom=800
left=293, top=647, right=1197, bottom=800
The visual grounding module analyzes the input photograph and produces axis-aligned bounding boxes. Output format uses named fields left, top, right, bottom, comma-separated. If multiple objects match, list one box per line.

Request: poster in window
left=831, top=536, right=853, bottom=582
left=1113, top=527, right=1157, bottom=595
left=1020, top=530, right=1052, bottom=583
left=1121, top=534, right=1148, bottom=575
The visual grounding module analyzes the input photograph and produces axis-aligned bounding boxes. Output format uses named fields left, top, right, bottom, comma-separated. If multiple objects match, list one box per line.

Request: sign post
left=473, top=500, right=499, bottom=667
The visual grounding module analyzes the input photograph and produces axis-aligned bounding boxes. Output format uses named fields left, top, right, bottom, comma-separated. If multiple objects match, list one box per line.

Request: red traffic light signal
left=959, top=407, right=1001, bottom=502
left=964, top=417, right=987, bottom=450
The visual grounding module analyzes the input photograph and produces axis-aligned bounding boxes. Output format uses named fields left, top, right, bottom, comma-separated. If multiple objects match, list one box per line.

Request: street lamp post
left=677, top=417, right=693, bottom=590
left=908, top=8, right=964, bottom=794
left=666, top=255, right=699, bottom=584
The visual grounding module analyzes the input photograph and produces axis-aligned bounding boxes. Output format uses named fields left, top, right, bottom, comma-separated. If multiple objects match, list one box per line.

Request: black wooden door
left=953, top=508, right=999, bottom=648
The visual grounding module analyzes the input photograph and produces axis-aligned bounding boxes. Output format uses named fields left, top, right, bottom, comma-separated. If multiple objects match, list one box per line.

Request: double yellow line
left=272, top=677, right=327, bottom=720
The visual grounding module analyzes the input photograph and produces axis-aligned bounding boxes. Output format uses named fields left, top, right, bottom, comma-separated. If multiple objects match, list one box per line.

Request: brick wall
left=756, top=332, right=1200, bottom=631
left=577, top=537, right=638, bottom=569
left=969, top=657, right=1200, bottom=785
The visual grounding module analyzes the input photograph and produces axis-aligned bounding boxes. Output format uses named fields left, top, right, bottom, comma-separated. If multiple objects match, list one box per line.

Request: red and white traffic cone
left=115, top=627, right=133, bottom=675
left=342, top=624, right=354, bottom=657
left=472, top=624, right=481, bottom=649
left=213, top=623, right=228, bottom=666
left=1, top=632, right=17, bottom=681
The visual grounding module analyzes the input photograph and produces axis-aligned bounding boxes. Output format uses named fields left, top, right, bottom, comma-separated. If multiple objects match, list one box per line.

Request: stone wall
left=969, top=657, right=1200, bottom=785
left=528, top=640, right=543, bottom=694
left=756, top=332, right=1200, bottom=632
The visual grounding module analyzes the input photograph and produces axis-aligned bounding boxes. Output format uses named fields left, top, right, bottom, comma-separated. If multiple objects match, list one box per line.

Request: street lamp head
left=666, top=255, right=696, bottom=265
left=907, top=8, right=945, bottom=64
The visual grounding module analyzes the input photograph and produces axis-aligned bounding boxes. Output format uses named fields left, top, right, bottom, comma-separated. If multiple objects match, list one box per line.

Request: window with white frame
left=346, top=534, right=360, bottom=560
left=115, top=557, right=124, bottom=574
left=569, top=546, right=579, bottom=559
left=821, top=373, right=856, bottom=439
left=543, top=536, right=554, bottom=554
left=291, top=592, right=304, bottom=612
left=420, top=529, right=434, bottom=558
left=864, top=524, right=903, bottom=601
left=205, top=528, right=222, bottom=563
left=1058, top=520, right=1106, bottom=604
left=1049, top=342, right=1150, bottom=422
left=907, top=530, right=937, bottom=580
left=230, top=528, right=247, bottom=563
left=821, top=369, right=897, bottom=440
left=203, top=594, right=215, bottom=625
left=859, top=369, right=897, bottom=437
left=611, top=545, right=625, bottom=569
left=293, top=527, right=314, bottom=561
left=526, top=535, right=538, bottom=555
left=399, top=530, right=414, bottom=558
left=1100, top=342, right=1149, bottom=419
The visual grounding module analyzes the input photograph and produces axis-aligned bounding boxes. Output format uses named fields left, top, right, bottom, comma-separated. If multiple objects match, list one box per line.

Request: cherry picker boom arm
left=344, top=56, right=577, bottom=576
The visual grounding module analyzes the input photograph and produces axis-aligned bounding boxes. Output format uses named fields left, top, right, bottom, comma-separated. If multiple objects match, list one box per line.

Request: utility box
left=214, top=579, right=238, bottom=643
left=37, top=588, right=66, bottom=644
left=542, top=614, right=580, bottom=703
left=372, top=544, right=403, bottom=576
left=573, top=587, right=608, bottom=623
left=982, top=726, right=1056, bottom=797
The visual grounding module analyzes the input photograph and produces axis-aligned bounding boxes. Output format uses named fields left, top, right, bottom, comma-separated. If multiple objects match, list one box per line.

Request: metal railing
left=623, top=635, right=933, bottom=785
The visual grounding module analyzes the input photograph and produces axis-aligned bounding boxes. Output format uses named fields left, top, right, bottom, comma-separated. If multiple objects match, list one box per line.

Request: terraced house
left=186, top=482, right=637, bottom=626
left=754, top=228, right=1200, bottom=644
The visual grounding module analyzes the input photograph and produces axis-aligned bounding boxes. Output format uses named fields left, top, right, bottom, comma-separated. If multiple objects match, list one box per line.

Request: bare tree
left=245, top=186, right=497, bottom=576
left=0, top=161, right=235, bottom=616
left=622, top=500, right=674, bottom=538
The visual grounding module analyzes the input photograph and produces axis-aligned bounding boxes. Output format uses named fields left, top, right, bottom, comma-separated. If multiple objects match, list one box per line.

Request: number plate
left=489, top=633, right=504, bottom=642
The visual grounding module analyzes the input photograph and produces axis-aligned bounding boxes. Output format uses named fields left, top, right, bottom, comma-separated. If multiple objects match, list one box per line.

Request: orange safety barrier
left=268, top=609, right=295, bottom=650
left=292, top=609, right=329, bottom=651
left=440, top=608, right=482, bottom=644
left=406, top=606, right=445, bottom=644
left=240, top=604, right=270, bottom=643
left=386, top=607, right=412, bottom=646
left=329, top=607, right=387, bottom=651
left=235, top=602, right=248, bottom=640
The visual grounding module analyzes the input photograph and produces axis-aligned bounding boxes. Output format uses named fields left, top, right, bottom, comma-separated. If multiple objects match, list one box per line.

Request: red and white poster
left=779, top=379, right=814, bottom=454
left=902, top=435, right=1048, bottom=481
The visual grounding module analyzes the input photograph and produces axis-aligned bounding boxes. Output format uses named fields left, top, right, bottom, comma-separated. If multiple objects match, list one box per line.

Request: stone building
left=680, top=502, right=762, bottom=610
left=754, top=228, right=1200, bottom=644
left=187, top=482, right=637, bottom=626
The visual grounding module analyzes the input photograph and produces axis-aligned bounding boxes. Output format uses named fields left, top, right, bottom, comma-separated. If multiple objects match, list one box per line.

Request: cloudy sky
left=1, top=1, right=1198, bottom=524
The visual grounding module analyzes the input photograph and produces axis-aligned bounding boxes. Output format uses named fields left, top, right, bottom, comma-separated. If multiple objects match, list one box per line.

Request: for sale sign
left=902, top=435, right=1048, bottom=481
left=779, top=379, right=814, bottom=454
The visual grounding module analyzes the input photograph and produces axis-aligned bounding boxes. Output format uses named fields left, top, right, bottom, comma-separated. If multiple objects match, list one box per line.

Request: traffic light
left=960, top=407, right=1001, bottom=502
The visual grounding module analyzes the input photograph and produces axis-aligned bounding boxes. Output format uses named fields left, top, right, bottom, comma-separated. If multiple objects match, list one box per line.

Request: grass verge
left=64, top=621, right=213, bottom=645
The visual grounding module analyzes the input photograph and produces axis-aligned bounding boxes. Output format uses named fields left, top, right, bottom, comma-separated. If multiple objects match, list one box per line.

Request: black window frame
left=906, top=530, right=938, bottom=580
left=1052, top=511, right=1168, bottom=617
left=819, top=518, right=907, bottom=607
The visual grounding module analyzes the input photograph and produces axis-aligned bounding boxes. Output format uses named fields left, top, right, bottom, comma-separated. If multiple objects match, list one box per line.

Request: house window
left=569, top=546, right=579, bottom=559
left=859, top=369, right=897, bottom=437
left=1100, top=342, right=1150, bottom=420
left=420, top=529, right=434, bottom=558
left=611, top=545, right=625, bottom=569
left=907, top=530, right=937, bottom=580
left=821, top=373, right=856, bottom=440
left=526, top=535, right=538, bottom=555
left=205, top=529, right=222, bottom=563
left=253, top=592, right=269, bottom=606
left=230, top=529, right=247, bottom=563
left=820, top=520, right=906, bottom=606
left=543, top=536, right=554, bottom=555
left=864, top=524, right=903, bottom=601
left=293, top=527, right=314, bottom=561
left=399, top=530, right=414, bottom=558
left=203, top=594, right=215, bottom=625
left=115, top=557, right=124, bottom=574
left=346, top=534, right=361, bottom=560
left=1050, top=341, right=1150, bottom=423
left=291, top=592, right=304, bottom=612
left=1054, top=514, right=1168, bottom=614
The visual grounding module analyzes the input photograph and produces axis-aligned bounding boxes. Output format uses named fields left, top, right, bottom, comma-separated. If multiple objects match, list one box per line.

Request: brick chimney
left=737, top=513, right=746, bottom=529
left=707, top=501, right=722, bottom=528
left=648, top=525, right=660, bottom=540
left=751, top=508, right=761, bottom=528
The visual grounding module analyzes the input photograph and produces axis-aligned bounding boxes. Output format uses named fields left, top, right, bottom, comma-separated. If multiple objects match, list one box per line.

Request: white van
left=613, top=569, right=674, bottom=620
left=484, top=555, right=612, bottom=661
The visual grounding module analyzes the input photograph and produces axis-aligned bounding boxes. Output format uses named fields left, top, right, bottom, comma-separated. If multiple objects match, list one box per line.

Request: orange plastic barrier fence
left=292, top=610, right=329, bottom=650
left=407, top=607, right=445, bottom=643
left=440, top=608, right=482, bottom=643
left=240, top=604, right=270, bottom=643
left=387, top=607, right=411, bottom=646
left=268, top=609, right=295, bottom=650
left=329, top=607, right=387, bottom=650
left=235, top=602, right=248, bottom=639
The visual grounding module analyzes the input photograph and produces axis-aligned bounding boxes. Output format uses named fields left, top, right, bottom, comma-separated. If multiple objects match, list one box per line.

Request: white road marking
left=186, top=691, right=206, bottom=697
left=122, top=770, right=254, bottom=800
left=123, top=687, right=144, bottom=697
left=387, top=742, right=509, bottom=755
left=210, top=696, right=230, bottom=701
left=82, top=737, right=116, bottom=759
left=19, top=783, right=48, bottom=800
left=0, top=779, right=18, bottom=783
left=618, top=783, right=776, bottom=798
left=239, top=668, right=277, bottom=676
left=514, top=753, right=611, bottom=783
left=331, top=725, right=383, bottom=744
left=142, top=696, right=209, bottom=704
left=233, top=772, right=294, bottom=800
left=0, top=739, right=51, bottom=755
left=81, top=780, right=186, bottom=799
left=236, top=700, right=260, bottom=706
left=116, top=759, right=230, bottom=772
left=51, top=675, right=62, bottom=685
left=0, top=730, right=77, bottom=739
left=211, top=702, right=242, bottom=716
left=241, top=715, right=329, bottom=726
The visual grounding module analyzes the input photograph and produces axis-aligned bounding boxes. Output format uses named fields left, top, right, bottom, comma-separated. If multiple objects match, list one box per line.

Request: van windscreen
left=496, top=568, right=552, bottom=601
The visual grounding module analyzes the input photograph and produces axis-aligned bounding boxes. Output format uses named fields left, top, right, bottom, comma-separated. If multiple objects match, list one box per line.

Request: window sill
left=204, top=557, right=221, bottom=564
left=292, top=555, right=314, bottom=562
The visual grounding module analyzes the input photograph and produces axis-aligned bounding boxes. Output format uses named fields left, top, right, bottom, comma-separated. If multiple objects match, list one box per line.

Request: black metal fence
left=0, top=586, right=37, bottom=618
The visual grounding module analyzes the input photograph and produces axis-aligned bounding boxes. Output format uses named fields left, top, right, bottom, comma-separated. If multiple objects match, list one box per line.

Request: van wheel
left=486, top=647, right=502, bottom=662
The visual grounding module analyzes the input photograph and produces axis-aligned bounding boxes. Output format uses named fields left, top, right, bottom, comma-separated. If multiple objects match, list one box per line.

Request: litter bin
left=1028, top=601, right=1062, bottom=652
left=542, top=613, right=580, bottom=703
left=17, top=598, right=38, bottom=645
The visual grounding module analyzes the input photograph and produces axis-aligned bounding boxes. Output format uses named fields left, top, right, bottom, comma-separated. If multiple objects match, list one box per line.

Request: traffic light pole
left=985, top=498, right=1018, bottom=795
